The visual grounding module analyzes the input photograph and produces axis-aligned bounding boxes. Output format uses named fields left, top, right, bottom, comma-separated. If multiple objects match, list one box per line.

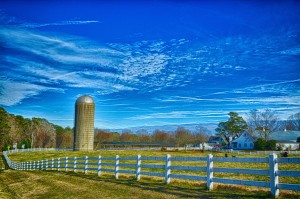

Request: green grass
left=2, top=150, right=300, bottom=199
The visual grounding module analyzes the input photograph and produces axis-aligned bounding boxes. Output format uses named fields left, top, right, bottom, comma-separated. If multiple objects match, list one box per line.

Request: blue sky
left=0, top=1, right=299, bottom=130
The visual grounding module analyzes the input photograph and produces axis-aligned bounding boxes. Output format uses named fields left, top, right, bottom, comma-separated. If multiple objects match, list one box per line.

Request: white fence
left=3, top=148, right=300, bottom=197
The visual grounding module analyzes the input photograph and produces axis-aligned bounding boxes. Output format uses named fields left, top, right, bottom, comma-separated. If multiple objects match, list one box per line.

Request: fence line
left=4, top=147, right=300, bottom=155
left=3, top=148, right=300, bottom=197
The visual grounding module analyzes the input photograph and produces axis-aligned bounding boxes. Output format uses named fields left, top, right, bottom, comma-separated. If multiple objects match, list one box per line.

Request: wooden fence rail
left=3, top=149, right=300, bottom=197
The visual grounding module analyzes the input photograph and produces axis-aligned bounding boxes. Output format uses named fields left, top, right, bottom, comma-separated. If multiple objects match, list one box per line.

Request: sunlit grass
left=5, top=150, right=300, bottom=198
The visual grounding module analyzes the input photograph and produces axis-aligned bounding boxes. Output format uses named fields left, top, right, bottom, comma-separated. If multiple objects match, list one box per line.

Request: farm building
left=231, top=132, right=255, bottom=150
left=208, top=136, right=225, bottom=146
left=276, top=141, right=299, bottom=150
left=269, top=131, right=300, bottom=150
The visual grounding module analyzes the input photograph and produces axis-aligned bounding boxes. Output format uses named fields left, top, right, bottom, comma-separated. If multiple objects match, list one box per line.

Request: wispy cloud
left=0, top=78, right=63, bottom=106
left=0, top=12, right=299, bottom=109
left=18, top=20, right=99, bottom=28
left=205, top=79, right=300, bottom=96
left=128, top=110, right=228, bottom=120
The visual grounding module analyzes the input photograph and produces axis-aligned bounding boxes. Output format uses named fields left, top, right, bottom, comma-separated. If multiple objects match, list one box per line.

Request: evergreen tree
left=216, top=112, right=248, bottom=144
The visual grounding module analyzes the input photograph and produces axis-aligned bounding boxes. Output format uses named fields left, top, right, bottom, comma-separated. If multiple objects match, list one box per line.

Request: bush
left=254, top=139, right=277, bottom=150
left=18, top=138, right=31, bottom=149
left=266, top=140, right=277, bottom=150
left=277, top=145, right=283, bottom=151
left=254, top=138, right=266, bottom=150
left=161, top=147, right=167, bottom=151
left=2, top=145, right=12, bottom=151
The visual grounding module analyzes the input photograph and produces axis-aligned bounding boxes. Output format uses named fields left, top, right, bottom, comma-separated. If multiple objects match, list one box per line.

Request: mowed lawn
left=1, top=150, right=300, bottom=199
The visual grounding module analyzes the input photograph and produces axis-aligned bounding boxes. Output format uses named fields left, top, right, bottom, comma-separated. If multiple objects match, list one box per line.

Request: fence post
left=207, top=154, right=214, bottom=190
left=34, top=161, right=36, bottom=170
left=46, top=159, right=48, bottom=170
left=136, top=154, right=141, bottom=180
left=97, top=156, right=102, bottom=176
left=51, top=158, right=54, bottom=170
left=269, top=153, right=279, bottom=197
left=165, top=154, right=171, bottom=184
left=65, top=157, right=68, bottom=172
left=58, top=158, right=60, bottom=171
left=115, top=155, right=119, bottom=179
left=84, top=156, right=88, bottom=174
left=74, top=157, right=77, bottom=172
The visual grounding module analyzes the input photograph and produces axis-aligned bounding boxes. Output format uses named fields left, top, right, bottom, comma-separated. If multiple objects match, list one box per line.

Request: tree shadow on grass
left=52, top=171, right=273, bottom=199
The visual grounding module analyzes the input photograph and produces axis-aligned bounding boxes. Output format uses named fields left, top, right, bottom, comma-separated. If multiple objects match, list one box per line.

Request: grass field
left=1, top=150, right=300, bottom=199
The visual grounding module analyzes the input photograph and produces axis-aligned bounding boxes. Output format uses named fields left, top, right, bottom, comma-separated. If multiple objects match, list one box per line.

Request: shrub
left=254, top=138, right=266, bottom=150
left=277, top=145, right=283, bottom=151
left=266, top=140, right=277, bottom=150
left=161, top=147, right=167, bottom=151
left=18, top=138, right=31, bottom=149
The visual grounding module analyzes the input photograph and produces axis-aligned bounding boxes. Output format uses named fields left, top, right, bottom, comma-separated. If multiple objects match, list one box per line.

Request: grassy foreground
left=2, top=150, right=300, bottom=199
left=1, top=169, right=298, bottom=199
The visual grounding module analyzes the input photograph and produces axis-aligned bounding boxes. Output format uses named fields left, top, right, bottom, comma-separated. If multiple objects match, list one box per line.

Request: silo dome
left=73, top=95, right=95, bottom=151
left=76, top=95, right=94, bottom=104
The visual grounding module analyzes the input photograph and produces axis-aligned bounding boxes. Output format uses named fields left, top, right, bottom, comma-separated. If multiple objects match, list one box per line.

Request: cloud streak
left=18, top=20, right=100, bottom=28
left=0, top=78, right=63, bottom=106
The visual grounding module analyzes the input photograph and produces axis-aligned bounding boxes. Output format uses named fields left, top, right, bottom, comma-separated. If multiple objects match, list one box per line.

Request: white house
left=276, top=141, right=299, bottom=151
left=231, top=132, right=255, bottom=150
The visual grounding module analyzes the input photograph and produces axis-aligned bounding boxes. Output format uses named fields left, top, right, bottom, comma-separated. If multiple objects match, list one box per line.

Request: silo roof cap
left=76, top=95, right=94, bottom=104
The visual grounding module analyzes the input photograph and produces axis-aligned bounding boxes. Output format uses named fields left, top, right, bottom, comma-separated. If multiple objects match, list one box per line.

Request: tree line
left=94, top=127, right=210, bottom=148
left=0, top=107, right=210, bottom=151
left=1, top=106, right=299, bottom=151
left=0, top=107, right=73, bottom=150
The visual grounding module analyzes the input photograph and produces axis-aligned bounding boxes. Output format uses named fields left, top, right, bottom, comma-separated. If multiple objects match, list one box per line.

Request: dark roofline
left=97, top=142, right=177, bottom=147
left=277, top=140, right=298, bottom=144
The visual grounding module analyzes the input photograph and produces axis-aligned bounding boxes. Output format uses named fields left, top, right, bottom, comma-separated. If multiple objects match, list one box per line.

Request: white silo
left=73, top=95, right=95, bottom=151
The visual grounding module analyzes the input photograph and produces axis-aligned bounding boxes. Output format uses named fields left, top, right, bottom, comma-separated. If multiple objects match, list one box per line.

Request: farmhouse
left=231, top=131, right=255, bottom=150
left=269, top=131, right=300, bottom=151
left=276, top=140, right=299, bottom=150
left=208, top=136, right=225, bottom=146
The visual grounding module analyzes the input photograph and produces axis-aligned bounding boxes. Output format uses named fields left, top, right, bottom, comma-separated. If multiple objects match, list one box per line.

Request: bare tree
left=95, top=129, right=113, bottom=143
left=175, top=127, right=193, bottom=148
left=120, top=130, right=138, bottom=142
left=153, top=130, right=170, bottom=142
left=32, top=118, right=56, bottom=148
left=286, top=112, right=300, bottom=131
left=194, top=126, right=210, bottom=150
left=0, top=107, right=11, bottom=150
left=136, top=129, right=153, bottom=142
left=247, top=109, right=279, bottom=141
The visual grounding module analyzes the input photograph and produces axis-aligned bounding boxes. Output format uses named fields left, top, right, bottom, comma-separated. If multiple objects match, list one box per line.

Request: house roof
left=231, top=132, right=254, bottom=143
left=254, top=131, right=300, bottom=142
left=276, top=140, right=299, bottom=144
left=208, top=136, right=224, bottom=143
